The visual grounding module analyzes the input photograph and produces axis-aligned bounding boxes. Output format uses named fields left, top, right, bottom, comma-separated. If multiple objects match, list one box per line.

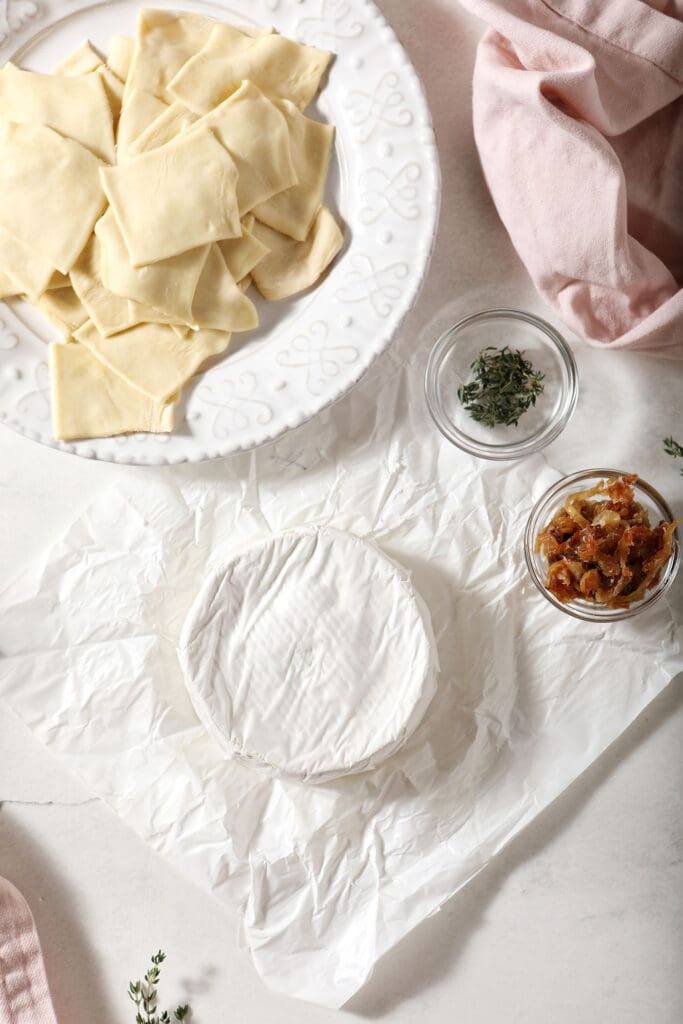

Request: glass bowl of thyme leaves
left=425, top=309, right=578, bottom=460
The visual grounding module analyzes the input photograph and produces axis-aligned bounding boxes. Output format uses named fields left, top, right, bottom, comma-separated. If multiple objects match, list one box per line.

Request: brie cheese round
left=179, top=527, right=438, bottom=784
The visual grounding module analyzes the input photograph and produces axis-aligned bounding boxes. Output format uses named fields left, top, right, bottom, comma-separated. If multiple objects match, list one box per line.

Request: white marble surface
left=1, top=1, right=682, bottom=1021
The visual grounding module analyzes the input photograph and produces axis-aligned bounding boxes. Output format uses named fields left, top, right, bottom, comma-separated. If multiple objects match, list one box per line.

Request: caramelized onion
left=535, top=475, right=678, bottom=608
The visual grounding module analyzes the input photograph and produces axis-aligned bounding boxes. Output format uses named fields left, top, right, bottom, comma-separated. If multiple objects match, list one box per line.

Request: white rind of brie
left=178, top=526, right=439, bottom=785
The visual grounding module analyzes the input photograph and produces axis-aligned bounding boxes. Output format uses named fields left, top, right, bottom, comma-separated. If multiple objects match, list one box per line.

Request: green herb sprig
left=663, top=436, right=683, bottom=475
left=128, top=951, right=190, bottom=1024
left=458, top=346, right=545, bottom=428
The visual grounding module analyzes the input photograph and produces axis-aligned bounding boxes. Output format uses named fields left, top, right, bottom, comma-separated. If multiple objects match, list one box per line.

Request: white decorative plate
left=0, top=0, right=440, bottom=464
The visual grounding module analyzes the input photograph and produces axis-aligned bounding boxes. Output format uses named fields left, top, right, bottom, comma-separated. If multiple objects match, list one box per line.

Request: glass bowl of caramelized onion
left=525, top=470, right=680, bottom=622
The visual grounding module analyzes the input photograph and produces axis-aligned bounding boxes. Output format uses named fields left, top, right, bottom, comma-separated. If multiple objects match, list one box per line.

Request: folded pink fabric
left=0, top=878, right=58, bottom=1024
left=459, top=0, right=683, bottom=356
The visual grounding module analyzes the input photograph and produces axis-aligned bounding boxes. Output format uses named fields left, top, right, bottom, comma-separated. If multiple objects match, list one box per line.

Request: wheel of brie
left=179, top=526, right=438, bottom=784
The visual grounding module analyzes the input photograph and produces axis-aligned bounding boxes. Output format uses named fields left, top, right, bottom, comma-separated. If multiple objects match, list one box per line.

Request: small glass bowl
left=524, top=469, right=680, bottom=622
left=425, top=308, right=578, bottom=460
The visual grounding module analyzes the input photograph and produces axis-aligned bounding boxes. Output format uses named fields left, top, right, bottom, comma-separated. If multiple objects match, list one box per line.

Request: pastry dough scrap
left=75, top=319, right=232, bottom=402
left=168, top=22, right=332, bottom=113
left=50, top=340, right=175, bottom=441
left=107, top=36, right=134, bottom=82
left=53, top=43, right=124, bottom=123
left=0, top=63, right=115, bottom=162
left=126, top=9, right=214, bottom=101
left=0, top=268, right=18, bottom=299
left=116, top=87, right=167, bottom=161
left=45, top=271, right=71, bottom=291
left=253, top=100, right=334, bottom=241
left=218, top=215, right=270, bottom=282
left=98, top=66, right=125, bottom=122
left=0, top=223, right=56, bottom=300
left=71, top=234, right=180, bottom=336
left=101, top=126, right=241, bottom=265
left=53, top=41, right=103, bottom=76
left=95, top=208, right=208, bottom=324
left=192, top=245, right=258, bottom=332
left=192, top=80, right=297, bottom=214
left=0, top=120, right=105, bottom=275
left=129, top=101, right=198, bottom=156
left=251, top=207, right=343, bottom=300
left=34, top=285, right=88, bottom=339
left=70, top=235, right=146, bottom=336
left=54, top=43, right=125, bottom=124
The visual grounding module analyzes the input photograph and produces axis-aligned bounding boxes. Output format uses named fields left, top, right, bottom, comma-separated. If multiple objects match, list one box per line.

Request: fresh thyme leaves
left=128, top=951, right=190, bottom=1024
left=664, top=436, right=683, bottom=475
left=458, top=346, right=545, bottom=428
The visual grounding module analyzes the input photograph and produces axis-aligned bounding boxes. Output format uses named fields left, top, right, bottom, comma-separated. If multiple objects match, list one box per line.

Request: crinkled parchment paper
left=0, top=335, right=681, bottom=1008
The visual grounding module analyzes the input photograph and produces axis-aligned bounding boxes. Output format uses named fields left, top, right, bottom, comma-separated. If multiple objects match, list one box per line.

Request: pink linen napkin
left=0, top=878, right=58, bottom=1024
left=459, top=0, right=683, bottom=356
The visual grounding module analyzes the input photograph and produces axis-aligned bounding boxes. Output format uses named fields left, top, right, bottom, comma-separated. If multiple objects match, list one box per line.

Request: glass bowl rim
left=424, top=307, right=579, bottom=461
left=524, top=468, right=681, bottom=622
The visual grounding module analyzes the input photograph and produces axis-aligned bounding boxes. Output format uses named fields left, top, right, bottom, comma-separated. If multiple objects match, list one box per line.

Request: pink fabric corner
left=0, top=878, right=58, bottom=1024
left=459, top=0, right=683, bottom=356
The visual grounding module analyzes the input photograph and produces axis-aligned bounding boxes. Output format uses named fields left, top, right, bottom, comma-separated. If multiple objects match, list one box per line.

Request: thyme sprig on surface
left=128, top=951, right=190, bottom=1024
left=458, top=346, right=545, bottom=428
left=663, top=436, right=683, bottom=475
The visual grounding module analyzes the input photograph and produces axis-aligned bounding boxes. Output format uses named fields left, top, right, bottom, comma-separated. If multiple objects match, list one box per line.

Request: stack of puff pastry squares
left=0, top=9, right=343, bottom=441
